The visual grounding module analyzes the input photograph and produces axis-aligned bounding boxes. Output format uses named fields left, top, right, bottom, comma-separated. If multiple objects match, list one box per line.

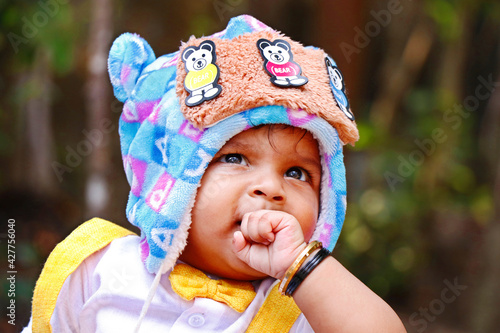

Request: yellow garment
left=169, top=263, right=256, bottom=313
left=246, top=282, right=301, bottom=333
left=32, top=218, right=136, bottom=333
left=185, top=63, right=218, bottom=90
left=31, top=219, right=301, bottom=332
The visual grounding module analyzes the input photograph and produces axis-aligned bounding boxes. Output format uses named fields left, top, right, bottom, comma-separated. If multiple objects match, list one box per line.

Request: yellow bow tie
left=169, top=263, right=256, bottom=312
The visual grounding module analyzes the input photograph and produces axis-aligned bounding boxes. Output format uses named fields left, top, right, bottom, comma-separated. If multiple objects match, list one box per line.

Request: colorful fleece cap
left=108, top=15, right=359, bottom=274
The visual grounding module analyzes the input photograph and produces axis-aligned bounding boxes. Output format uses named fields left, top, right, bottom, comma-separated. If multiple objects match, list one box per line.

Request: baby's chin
left=217, top=265, right=268, bottom=281
left=184, top=257, right=268, bottom=281
left=224, top=255, right=270, bottom=281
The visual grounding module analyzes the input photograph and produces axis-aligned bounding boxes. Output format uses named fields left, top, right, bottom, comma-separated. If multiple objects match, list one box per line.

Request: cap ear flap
left=108, top=33, right=156, bottom=102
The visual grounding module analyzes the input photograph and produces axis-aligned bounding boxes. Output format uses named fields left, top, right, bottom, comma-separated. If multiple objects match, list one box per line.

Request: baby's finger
left=256, top=211, right=276, bottom=243
left=232, top=231, right=252, bottom=265
left=232, top=230, right=248, bottom=253
left=242, top=212, right=273, bottom=245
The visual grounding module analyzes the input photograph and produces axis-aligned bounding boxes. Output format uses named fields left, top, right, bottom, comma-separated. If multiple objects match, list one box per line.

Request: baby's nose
left=253, top=189, right=284, bottom=202
left=249, top=174, right=286, bottom=203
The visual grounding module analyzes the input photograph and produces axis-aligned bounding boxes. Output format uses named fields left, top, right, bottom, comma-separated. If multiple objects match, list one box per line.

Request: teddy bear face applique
left=182, top=40, right=222, bottom=107
left=325, top=56, right=354, bottom=121
left=257, top=38, right=308, bottom=88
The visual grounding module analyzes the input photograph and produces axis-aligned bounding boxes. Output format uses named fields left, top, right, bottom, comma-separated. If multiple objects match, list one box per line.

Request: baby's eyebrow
left=298, top=155, right=321, bottom=168
left=218, top=140, right=253, bottom=153
left=212, top=140, right=252, bottom=160
left=293, top=153, right=322, bottom=175
left=216, top=138, right=321, bottom=169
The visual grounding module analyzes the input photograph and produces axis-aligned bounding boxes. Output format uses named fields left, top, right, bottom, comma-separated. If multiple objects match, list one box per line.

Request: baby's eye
left=285, top=167, right=308, bottom=181
left=220, top=154, right=248, bottom=165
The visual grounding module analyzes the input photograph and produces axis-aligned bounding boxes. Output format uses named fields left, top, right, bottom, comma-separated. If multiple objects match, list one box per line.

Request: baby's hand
left=232, top=210, right=307, bottom=280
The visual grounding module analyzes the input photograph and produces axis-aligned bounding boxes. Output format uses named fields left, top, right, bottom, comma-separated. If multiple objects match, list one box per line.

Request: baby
left=182, top=124, right=322, bottom=282
left=23, top=15, right=406, bottom=332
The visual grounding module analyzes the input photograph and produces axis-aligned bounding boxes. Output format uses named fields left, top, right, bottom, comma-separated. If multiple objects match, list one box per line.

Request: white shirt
left=23, top=235, right=314, bottom=332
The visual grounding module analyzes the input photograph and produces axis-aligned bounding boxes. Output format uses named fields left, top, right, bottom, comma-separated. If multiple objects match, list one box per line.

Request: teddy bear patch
left=257, top=38, right=308, bottom=88
left=181, top=40, right=222, bottom=107
left=325, top=56, right=354, bottom=121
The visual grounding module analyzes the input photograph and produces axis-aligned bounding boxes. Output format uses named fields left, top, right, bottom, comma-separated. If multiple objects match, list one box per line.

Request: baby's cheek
left=300, top=201, right=320, bottom=242
left=302, top=222, right=316, bottom=242
left=305, top=206, right=320, bottom=241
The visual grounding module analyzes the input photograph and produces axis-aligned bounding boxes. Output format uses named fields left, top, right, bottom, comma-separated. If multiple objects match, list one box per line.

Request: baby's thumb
left=232, top=231, right=250, bottom=261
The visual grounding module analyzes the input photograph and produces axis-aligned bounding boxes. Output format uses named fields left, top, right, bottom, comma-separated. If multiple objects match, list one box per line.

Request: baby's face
left=179, top=125, right=321, bottom=280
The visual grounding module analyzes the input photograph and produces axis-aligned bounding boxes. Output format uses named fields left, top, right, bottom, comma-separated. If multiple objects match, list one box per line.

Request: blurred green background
left=1, top=0, right=499, bottom=332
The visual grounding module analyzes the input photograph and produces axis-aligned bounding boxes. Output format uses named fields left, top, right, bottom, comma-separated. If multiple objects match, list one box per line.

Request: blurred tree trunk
left=315, top=0, right=366, bottom=110
left=368, top=1, right=433, bottom=134
left=471, top=62, right=500, bottom=332
left=84, top=0, right=113, bottom=218
left=19, top=48, right=57, bottom=194
left=417, top=6, right=470, bottom=193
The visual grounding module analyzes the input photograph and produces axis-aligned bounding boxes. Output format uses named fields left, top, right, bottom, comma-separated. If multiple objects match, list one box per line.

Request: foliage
left=1, top=0, right=499, bottom=331
left=0, top=0, right=78, bottom=72
left=336, top=0, right=499, bottom=306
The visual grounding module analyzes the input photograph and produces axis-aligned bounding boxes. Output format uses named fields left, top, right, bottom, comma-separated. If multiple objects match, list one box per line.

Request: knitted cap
left=108, top=15, right=358, bottom=274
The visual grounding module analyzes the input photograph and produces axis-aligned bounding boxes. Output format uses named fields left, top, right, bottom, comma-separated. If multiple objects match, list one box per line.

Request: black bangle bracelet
left=285, top=247, right=331, bottom=296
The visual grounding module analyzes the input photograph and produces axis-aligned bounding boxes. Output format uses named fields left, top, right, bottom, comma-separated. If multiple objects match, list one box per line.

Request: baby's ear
left=108, top=33, right=156, bottom=102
